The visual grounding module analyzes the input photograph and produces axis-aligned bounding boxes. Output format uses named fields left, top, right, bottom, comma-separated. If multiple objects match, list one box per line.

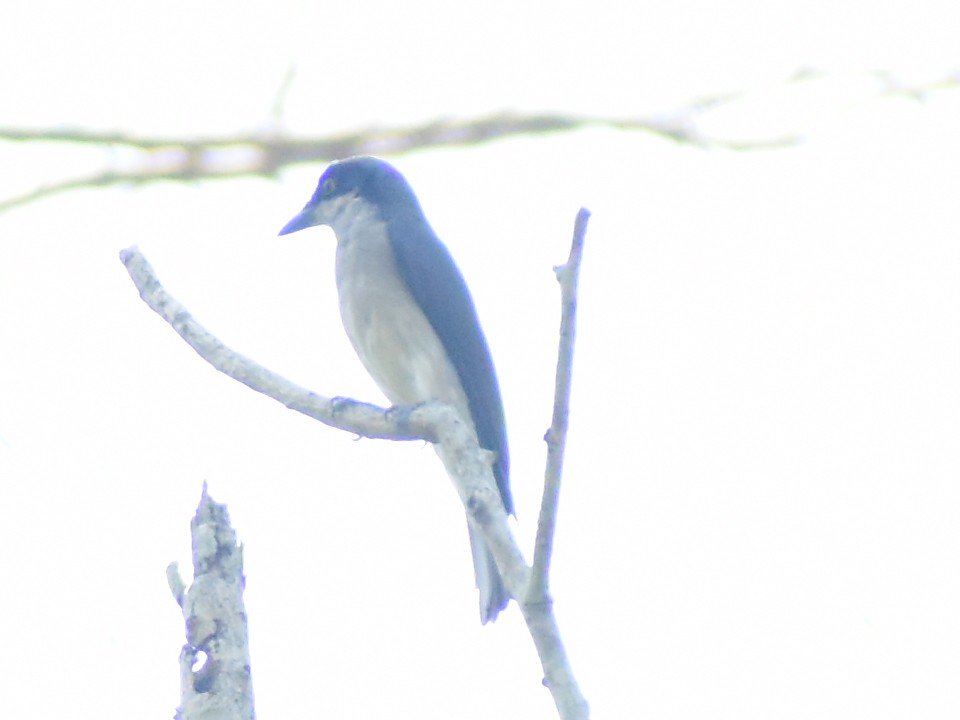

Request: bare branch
left=0, top=109, right=773, bottom=213
left=4, top=69, right=958, bottom=213
left=519, top=209, right=591, bottom=720
left=119, top=245, right=588, bottom=719
left=530, top=209, right=590, bottom=602
left=119, top=245, right=426, bottom=442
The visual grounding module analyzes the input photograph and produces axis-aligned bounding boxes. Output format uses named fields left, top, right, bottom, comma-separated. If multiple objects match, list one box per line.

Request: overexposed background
left=1, top=1, right=959, bottom=717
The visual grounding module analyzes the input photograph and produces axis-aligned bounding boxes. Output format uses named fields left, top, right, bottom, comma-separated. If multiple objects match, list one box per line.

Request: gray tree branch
left=6, top=68, right=955, bottom=214
left=120, top=223, right=590, bottom=718
left=530, top=208, right=590, bottom=602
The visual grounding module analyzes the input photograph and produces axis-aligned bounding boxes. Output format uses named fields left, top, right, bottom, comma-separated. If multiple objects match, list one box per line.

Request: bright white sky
left=1, top=1, right=959, bottom=718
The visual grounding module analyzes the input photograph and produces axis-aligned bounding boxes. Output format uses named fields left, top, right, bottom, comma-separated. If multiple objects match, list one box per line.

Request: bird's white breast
left=333, top=213, right=472, bottom=422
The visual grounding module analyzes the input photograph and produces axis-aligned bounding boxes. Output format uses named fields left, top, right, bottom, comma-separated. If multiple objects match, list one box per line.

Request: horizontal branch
left=0, top=112, right=677, bottom=212
left=11, top=67, right=956, bottom=213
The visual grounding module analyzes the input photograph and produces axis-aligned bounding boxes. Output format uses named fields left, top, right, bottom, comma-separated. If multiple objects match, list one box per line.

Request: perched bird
left=279, top=156, right=512, bottom=623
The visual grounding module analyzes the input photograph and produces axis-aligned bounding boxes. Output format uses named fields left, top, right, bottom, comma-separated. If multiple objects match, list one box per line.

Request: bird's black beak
left=278, top=205, right=319, bottom=236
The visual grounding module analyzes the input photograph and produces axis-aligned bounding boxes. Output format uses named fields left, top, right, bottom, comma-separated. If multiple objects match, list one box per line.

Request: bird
left=278, top=156, right=512, bottom=623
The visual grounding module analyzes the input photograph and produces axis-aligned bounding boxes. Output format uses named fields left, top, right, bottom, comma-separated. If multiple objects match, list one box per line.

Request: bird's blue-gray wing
left=386, top=218, right=513, bottom=514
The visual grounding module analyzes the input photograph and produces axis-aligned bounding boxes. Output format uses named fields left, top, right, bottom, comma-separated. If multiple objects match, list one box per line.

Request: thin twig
left=529, top=209, right=590, bottom=602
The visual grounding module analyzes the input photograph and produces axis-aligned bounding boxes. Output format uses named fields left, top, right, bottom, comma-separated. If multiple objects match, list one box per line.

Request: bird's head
left=278, top=156, right=420, bottom=237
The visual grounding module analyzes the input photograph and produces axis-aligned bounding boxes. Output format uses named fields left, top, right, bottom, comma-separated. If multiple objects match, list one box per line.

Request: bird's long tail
left=467, top=521, right=510, bottom=623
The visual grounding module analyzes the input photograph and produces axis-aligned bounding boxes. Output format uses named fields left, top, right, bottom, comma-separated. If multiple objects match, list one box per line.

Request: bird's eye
left=322, top=177, right=337, bottom=194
